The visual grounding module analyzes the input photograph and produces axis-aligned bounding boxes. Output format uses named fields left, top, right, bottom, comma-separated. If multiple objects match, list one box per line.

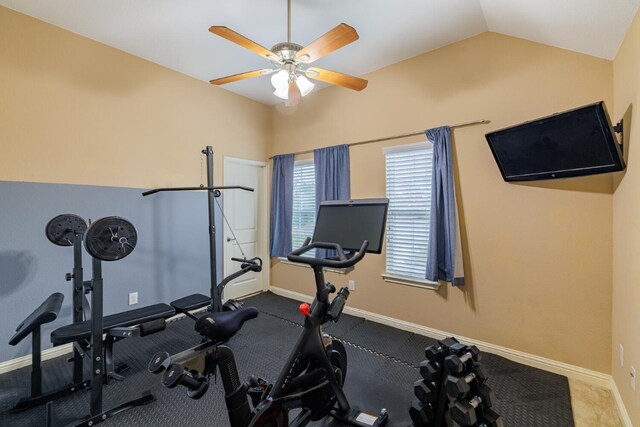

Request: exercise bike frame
left=155, top=240, right=388, bottom=427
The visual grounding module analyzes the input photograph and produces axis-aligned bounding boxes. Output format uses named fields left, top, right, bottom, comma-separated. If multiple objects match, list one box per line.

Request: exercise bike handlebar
left=287, top=238, right=369, bottom=269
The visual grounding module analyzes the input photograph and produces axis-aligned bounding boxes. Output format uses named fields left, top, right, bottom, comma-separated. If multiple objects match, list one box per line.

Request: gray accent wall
left=0, top=181, right=224, bottom=363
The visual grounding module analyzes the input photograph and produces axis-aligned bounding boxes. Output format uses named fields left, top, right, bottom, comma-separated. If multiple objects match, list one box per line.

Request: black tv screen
left=485, top=102, right=624, bottom=182
left=312, top=198, right=388, bottom=254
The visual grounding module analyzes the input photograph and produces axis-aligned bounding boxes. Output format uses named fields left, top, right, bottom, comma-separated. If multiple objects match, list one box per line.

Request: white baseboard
left=0, top=344, right=73, bottom=375
left=610, top=377, right=634, bottom=427
left=269, top=286, right=611, bottom=389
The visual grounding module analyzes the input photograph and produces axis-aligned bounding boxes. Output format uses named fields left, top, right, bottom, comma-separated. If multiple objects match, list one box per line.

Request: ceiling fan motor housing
left=271, top=42, right=303, bottom=62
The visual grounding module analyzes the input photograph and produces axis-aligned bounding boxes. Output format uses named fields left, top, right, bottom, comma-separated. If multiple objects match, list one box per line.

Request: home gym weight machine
left=142, top=145, right=256, bottom=314
left=148, top=199, right=391, bottom=427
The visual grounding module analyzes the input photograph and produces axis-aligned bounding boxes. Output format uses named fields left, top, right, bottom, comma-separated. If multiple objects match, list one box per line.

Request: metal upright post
left=72, top=233, right=84, bottom=384
left=90, top=257, right=104, bottom=417
left=203, top=146, right=221, bottom=312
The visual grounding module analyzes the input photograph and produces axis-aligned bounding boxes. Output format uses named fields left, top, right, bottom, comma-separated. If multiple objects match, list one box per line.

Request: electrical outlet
left=348, top=280, right=356, bottom=291
left=631, top=366, right=636, bottom=391
left=620, top=344, right=624, bottom=367
left=128, top=292, right=138, bottom=306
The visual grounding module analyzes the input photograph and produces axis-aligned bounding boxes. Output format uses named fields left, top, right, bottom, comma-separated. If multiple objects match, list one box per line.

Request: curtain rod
left=268, top=119, right=490, bottom=159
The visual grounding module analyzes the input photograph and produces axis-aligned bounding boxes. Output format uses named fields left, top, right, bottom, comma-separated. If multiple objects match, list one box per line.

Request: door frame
left=223, top=156, right=270, bottom=294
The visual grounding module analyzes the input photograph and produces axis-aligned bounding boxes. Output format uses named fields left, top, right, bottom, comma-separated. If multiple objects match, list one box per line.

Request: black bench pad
left=10, top=293, right=64, bottom=346
left=170, top=293, right=211, bottom=313
left=51, top=303, right=175, bottom=346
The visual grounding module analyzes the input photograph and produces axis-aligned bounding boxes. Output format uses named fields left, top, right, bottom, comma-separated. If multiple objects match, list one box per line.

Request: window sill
left=277, top=258, right=353, bottom=274
left=382, top=273, right=440, bottom=290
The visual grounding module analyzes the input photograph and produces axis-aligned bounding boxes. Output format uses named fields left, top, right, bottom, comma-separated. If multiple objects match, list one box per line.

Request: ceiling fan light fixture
left=271, top=70, right=314, bottom=100
left=271, top=70, right=289, bottom=93
left=296, top=75, right=314, bottom=96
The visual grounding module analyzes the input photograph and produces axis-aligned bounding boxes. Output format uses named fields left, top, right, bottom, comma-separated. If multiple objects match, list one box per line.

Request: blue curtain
left=270, top=154, right=295, bottom=257
left=425, top=126, right=465, bottom=285
left=314, top=145, right=351, bottom=258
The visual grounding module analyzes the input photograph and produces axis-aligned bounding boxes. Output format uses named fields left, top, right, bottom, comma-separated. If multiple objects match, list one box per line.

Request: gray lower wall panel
left=0, top=181, right=224, bottom=363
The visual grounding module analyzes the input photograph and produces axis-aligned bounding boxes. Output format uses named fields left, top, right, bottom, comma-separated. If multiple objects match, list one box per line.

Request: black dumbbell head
left=445, top=374, right=472, bottom=398
left=424, top=344, right=443, bottom=363
left=480, top=408, right=504, bottom=427
left=409, top=399, right=434, bottom=426
left=439, top=337, right=460, bottom=348
left=413, top=379, right=437, bottom=404
left=472, top=362, right=489, bottom=383
left=451, top=400, right=478, bottom=427
left=477, top=383, right=497, bottom=408
left=419, top=360, right=440, bottom=382
left=445, top=354, right=466, bottom=374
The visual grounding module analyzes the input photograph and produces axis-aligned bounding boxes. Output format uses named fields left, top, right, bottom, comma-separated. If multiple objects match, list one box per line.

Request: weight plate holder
left=84, top=216, right=137, bottom=261
left=45, top=214, right=88, bottom=246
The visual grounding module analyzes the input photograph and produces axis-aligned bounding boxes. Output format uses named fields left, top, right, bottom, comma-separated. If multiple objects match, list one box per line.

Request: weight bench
left=51, top=303, right=176, bottom=383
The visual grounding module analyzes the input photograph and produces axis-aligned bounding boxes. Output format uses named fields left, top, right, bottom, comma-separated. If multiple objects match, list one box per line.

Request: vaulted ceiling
left=2, top=0, right=638, bottom=105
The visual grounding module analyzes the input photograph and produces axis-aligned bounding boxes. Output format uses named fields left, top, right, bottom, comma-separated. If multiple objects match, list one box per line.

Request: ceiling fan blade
left=296, top=23, right=359, bottom=64
left=209, top=26, right=277, bottom=61
left=306, top=67, right=368, bottom=91
left=209, top=69, right=274, bottom=85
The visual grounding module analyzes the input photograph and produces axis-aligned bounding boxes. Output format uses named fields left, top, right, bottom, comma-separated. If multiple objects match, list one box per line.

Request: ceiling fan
left=208, top=0, right=368, bottom=106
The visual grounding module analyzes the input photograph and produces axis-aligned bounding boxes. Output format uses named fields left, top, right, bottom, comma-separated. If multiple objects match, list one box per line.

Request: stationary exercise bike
left=149, top=198, right=390, bottom=426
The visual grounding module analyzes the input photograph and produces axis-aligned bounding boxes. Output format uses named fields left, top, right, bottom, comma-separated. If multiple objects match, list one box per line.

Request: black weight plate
left=84, top=216, right=137, bottom=261
left=45, top=214, right=88, bottom=246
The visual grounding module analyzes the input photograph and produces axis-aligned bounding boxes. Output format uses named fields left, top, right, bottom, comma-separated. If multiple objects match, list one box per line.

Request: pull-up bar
left=142, top=186, right=254, bottom=197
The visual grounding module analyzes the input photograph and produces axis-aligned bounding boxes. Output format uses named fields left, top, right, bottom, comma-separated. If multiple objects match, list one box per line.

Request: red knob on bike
left=299, top=303, right=310, bottom=317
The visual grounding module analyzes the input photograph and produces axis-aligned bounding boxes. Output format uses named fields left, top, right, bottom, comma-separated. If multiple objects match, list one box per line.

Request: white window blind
left=384, top=143, right=433, bottom=280
left=292, top=161, right=316, bottom=250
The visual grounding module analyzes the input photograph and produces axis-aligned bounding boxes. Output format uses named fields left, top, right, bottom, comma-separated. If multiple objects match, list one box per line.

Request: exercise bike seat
left=195, top=307, right=258, bottom=342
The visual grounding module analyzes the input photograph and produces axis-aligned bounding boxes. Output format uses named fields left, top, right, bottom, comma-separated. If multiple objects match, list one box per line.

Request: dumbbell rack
left=409, top=337, right=504, bottom=427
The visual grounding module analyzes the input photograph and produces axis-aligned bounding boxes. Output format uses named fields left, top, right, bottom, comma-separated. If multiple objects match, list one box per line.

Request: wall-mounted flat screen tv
left=485, top=101, right=624, bottom=182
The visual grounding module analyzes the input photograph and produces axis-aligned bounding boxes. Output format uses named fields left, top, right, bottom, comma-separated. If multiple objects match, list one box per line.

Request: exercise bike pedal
left=330, top=407, right=388, bottom=426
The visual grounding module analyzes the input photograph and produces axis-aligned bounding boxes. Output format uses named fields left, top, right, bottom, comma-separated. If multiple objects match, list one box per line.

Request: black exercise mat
left=0, top=291, right=574, bottom=426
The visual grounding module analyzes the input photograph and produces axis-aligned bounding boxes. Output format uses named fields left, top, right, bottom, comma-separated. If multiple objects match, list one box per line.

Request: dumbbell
left=445, top=364, right=488, bottom=398
left=478, top=408, right=504, bottom=427
left=450, top=384, right=497, bottom=426
left=413, top=379, right=437, bottom=404
left=445, top=344, right=480, bottom=374
left=162, top=364, right=210, bottom=399
left=409, top=399, right=434, bottom=426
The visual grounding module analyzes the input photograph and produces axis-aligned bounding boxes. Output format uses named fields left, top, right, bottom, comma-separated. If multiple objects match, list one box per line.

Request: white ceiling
left=2, top=0, right=639, bottom=105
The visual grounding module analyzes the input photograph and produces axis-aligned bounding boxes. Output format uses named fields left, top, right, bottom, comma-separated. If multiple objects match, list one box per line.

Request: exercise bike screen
left=312, top=198, right=389, bottom=254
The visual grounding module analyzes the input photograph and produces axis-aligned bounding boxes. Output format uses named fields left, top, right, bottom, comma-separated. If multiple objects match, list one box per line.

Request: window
left=383, top=142, right=434, bottom=284
left=291, top=160, right=316, bottom=250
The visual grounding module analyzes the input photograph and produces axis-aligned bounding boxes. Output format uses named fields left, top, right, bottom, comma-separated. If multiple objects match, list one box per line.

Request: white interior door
left=223, top=158, right=266, bottom=300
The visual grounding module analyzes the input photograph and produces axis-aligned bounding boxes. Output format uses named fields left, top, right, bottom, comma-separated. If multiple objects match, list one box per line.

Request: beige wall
left=612, top=8, right=640, bottom=425
left=270, top=32, right=614, bottom=373
left=0, top=6, right=271, bottom=189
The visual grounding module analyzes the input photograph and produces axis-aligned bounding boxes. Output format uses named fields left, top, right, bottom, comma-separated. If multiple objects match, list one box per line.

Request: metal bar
left=72, top=233, right=84, bottom=384
left=287, top=0, right=291, bottom=43
left=90, top=258, right=103, bottom=416
left=31, top=327, right=41, bottom=397
left=268, top=119, right=490, bottom=159
left=142, top=185, right=253, bottom=197
left=203, top=146, right=222, bottom=313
